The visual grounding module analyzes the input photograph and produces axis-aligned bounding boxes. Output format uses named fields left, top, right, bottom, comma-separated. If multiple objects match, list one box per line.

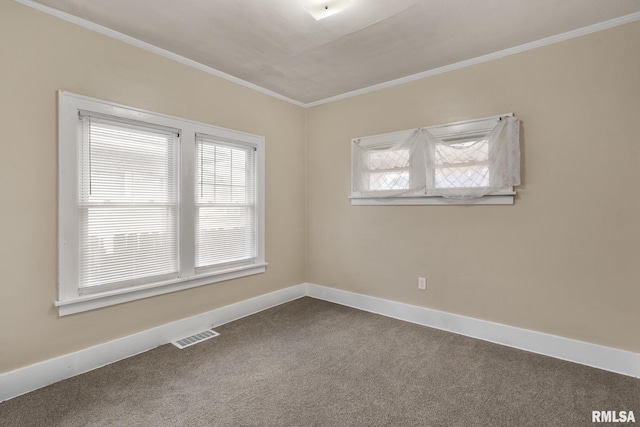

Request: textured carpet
left=1, top=297, right=638, bottom=426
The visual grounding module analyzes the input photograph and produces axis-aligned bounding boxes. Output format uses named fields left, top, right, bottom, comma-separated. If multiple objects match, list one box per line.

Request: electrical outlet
left=418, top=277, right=426, bottom=290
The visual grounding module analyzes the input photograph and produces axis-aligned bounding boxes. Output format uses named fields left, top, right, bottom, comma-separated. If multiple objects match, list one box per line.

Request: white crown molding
left=304, top=283, right=640, bottom=379
left=13, top=0, right=306, bottom=108
left=305, top=11, right=640, bottom=107
left=14, top=0, right=640, bottom=108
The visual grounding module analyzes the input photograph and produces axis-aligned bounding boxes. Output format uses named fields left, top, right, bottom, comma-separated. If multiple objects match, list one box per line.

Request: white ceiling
left=26, top=0, right=640, bottom=105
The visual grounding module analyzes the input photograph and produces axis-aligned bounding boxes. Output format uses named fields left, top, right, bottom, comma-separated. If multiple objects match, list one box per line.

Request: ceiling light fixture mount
left=297, top=0, right=354, bottom=21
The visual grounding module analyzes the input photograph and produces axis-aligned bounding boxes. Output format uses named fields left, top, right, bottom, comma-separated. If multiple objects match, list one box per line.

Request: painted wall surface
left=0, top=0, right=305, bottom=373
left=1, top=0, right=639, bottom=376
left=305, top=21, right=640, bottom=353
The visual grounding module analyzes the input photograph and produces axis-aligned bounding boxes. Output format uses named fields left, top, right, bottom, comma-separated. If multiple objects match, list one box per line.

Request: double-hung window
left=58, top=92, right=265, bottom=315
left=351, top=114, right=520, bottom=205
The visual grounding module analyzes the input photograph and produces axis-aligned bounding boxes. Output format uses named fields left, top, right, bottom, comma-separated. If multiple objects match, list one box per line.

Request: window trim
left=58, top=91, right=266, bottom=316
left=350, top=113, right=515, bottom=206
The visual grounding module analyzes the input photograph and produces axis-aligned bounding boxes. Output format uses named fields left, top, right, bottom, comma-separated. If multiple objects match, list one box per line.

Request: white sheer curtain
left=353, top=116, right=520, bottom=199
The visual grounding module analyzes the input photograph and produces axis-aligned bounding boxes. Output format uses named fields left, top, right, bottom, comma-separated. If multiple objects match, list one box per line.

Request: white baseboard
left=0, top=284, right=306, bottom=403
left=304, top=283, right=640, bottom=379
left=3, top=282, right=638, bottom=403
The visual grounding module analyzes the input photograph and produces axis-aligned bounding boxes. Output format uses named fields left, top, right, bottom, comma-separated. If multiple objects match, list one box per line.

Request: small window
left=58, top=92, right=266, bottom=315
left=351, top=114, right=520, bottom=205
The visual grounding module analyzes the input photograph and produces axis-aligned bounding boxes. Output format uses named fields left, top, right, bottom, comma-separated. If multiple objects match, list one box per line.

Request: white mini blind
left=195, top=134, right=256, bottom=270
left=78, top=114, right=179, bottom=291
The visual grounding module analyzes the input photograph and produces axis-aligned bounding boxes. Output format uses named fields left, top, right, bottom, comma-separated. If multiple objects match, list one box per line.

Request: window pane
left=196, top=206, right=255, bottom=267
left=84, top=120, right=176, bottom=203
left=80, top=206, right=177, bottom=287
left=367, top=148, right=410, bottom=191
left=369, top=171, right=410, bottom=191
left=434, top=139, right=490, bottom=189
left=435, top=166, right=490, bottom=188
left=197, top=142, right=251, bottom=204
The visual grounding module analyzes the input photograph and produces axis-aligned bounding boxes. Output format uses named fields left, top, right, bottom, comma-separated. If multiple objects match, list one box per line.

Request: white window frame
left=58, top=91, right=266, bottom=315
left=350, top=113, right=516, bottom=206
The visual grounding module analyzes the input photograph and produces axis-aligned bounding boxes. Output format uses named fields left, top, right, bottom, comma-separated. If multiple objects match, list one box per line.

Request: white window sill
left=55, top=262, right=268, bottom=316
left=350, top=192, right=515, bottom=206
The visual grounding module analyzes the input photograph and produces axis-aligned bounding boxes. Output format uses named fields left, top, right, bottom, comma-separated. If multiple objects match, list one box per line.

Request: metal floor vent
left=172, top=329, right=220, bottom=349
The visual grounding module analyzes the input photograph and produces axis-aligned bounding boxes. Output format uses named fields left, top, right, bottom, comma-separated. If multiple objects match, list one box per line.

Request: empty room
left=1, top=0, right=639, bottom=425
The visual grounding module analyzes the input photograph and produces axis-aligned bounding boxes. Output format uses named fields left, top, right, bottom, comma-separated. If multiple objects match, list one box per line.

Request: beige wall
left=0, top=0, right=305, bottom=373
left=305, top=21, right=640, bottom=353
left=2, top=0, right=639, bottom=376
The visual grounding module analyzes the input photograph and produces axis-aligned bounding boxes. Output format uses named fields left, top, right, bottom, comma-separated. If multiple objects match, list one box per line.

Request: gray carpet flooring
left=1, top=297, right=638, bottom=426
